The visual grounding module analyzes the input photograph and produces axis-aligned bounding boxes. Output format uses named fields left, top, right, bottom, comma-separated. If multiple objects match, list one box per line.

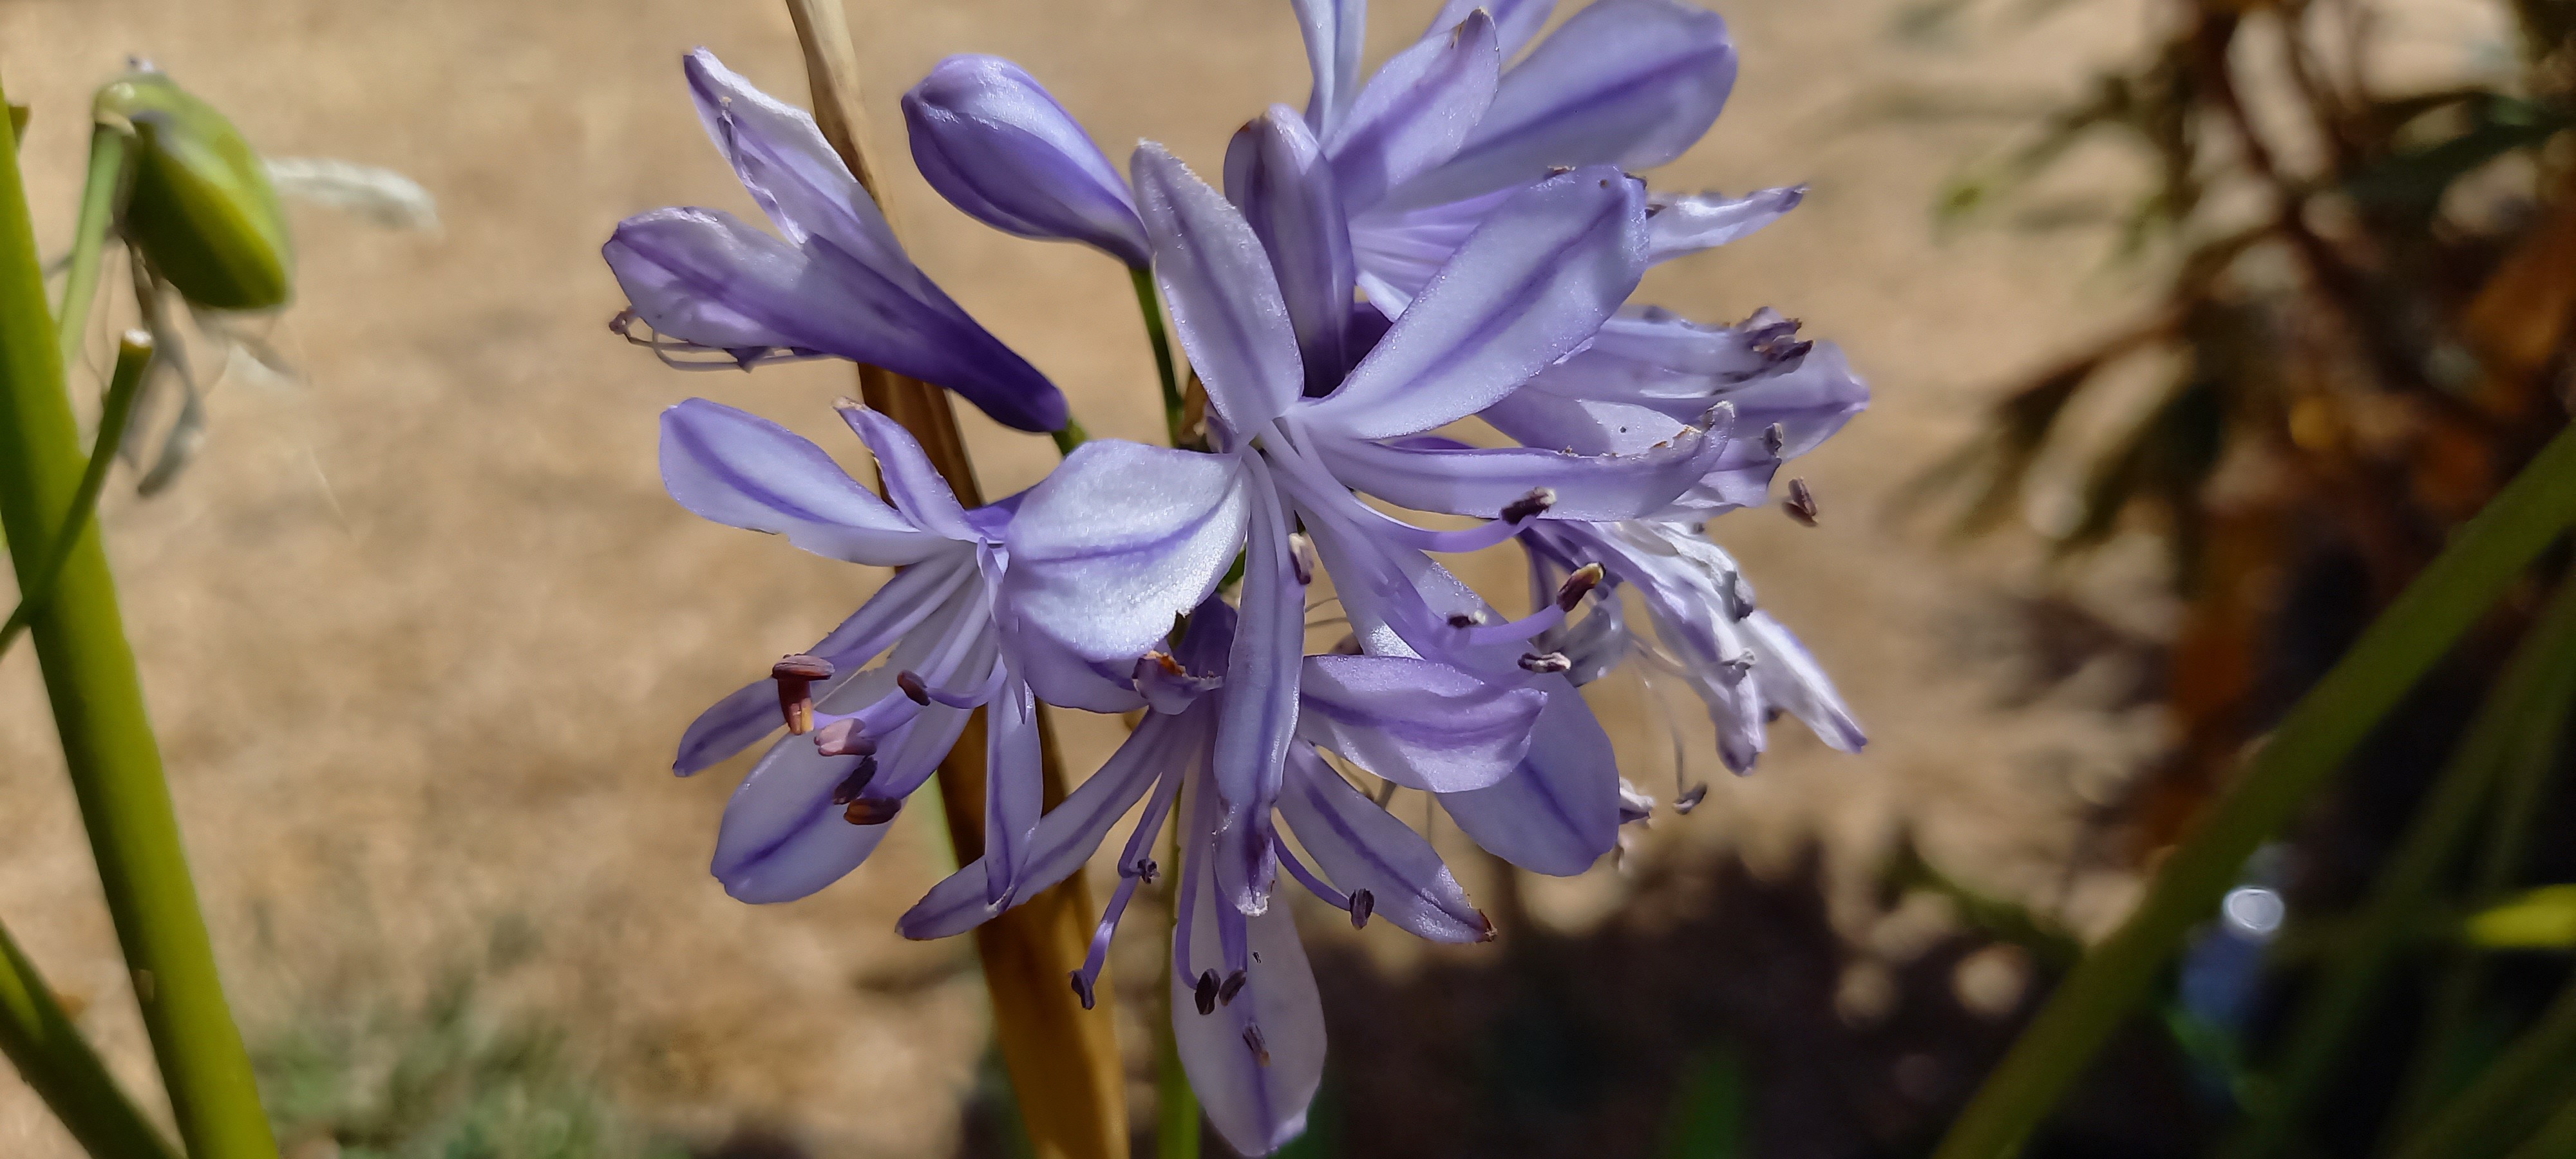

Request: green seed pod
left=95, top=68, right=292, bottom=311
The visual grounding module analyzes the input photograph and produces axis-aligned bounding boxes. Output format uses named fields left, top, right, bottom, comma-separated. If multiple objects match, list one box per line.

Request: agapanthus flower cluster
left=605, top=2, right=1868, bottom=1151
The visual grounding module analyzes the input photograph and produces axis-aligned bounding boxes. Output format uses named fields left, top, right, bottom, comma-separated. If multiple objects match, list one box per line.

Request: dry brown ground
left=0, top=0, right=2508, bottom=1154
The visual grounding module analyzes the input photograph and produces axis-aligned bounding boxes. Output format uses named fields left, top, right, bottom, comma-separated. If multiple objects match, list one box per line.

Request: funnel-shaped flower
left=902, top=601, right=1510, bottom=1155
left=603, top=50, right=1068, bottom=434
left=904, top=55, right=1151, bottom=267
left=660, top=398, right=1053, bottom=905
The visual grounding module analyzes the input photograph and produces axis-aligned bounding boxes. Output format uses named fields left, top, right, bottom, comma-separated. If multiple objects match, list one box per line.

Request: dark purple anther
left=772, top=654, right=835, bottom=735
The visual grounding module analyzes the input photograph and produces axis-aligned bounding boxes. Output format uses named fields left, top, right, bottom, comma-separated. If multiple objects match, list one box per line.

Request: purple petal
left=710, top=734, right=894, bottom=903
left=1211, top=457, right=1302, bottom=819
left=1278, top=746, right=1488, bottom=942
left=603, top=207, right=813, bottom=352
left=673, top=554, right=980, bottom=774
left=1300, top=166, right=1647, bottom=440
left=1175, top=791, right=1326, bottom=1154
left=607, top=211, right=1067, bottom=434
left=1296, top=654, right=1540, bottom=792
left=683, top=50, right=918, bottom=283
left=1345, top=188, right=1513, bottom=308
left=1648, top=185, right=1804, bottom=262
left=1132, top=144, right=1305, bottom=432
left=999, top=440, right=1249, bottom=704
left=980, top=674, right=1045, bottom=904
left=1420, top=0, right=1558, bottom=61
left=904, top=55, right=1150, bottom=267
left=1437, top=674, right=1619, bottom=875
left=659, top=399, right=947, bottom=565
left=1226, top=108, right=1359, bottom=394
left=899, top=710, right=1201, bottom=938
left=835, top=403, right=981, bottom=543
left=1395, top=0, right=1738, bottom=208
left=1312, top=426, right=1725, bottom=520
left=1293, top=0, right=1367, bottom=138
left=1744, top=610, right=1866, bottom=753
left=1327, top=10, right=1499, bottom=214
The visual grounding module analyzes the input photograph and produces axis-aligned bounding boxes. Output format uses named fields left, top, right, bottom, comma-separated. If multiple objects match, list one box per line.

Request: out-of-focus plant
left=1914, top=0, right=2576, bottom=1154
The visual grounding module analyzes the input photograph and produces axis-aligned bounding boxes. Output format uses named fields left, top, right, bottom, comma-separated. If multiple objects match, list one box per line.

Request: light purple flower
left=901, top=601, right=1511, bottom=1155
left=1524, top=516, right=1864, bottom=772
left=904, top=55, right=1151, bottom=267
left=603, top=50, right=1068, bottom=434
left=659, top=397, right=1048, bottom=905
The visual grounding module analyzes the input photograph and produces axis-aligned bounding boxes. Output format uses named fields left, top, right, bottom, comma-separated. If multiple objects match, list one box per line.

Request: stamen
left=1194, top=970, right=1220, bottom=1016
left=896, top=670, right=931, bottom=706
left=1763, top=422, right=1786, bottom=457
left=1557, top=563, right=1605, bottom=612
left=1288, top=532, right=1316, bottom=586
left=1674, top=784, right=1710, bottom=815
left=1720, top=571, right=1755, bottom=622
left=1218, top=969, right=1247, bottom=1006
left=1520, top=651, right=1573, bottom=674
left=1133, top=858, right=1159, bottom=884
left=1447, top=612, right=1487, bottom=628
left=814, top=717, right=876, bottom=757
left=772, top=654, right=835, bottom=735
left=844, top=796, right=902, bottom=825
left=1783, top=478, right=1818, bottom=527
left=1242, top=1024, right=1272, bottom=1067
left=1501, top=486, right=1557, bottom=525
left=1349, top=889, right=1376, bottom=930
left=830, top=757, right=878, bottom=805
left=1068, top=972, right=1095, bottom=1008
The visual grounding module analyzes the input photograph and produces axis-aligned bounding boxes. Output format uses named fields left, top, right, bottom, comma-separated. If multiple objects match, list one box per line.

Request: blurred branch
left=779, top=6, right=1128, bottom=1157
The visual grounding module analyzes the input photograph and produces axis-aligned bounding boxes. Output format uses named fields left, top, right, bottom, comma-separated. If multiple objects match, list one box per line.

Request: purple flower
left=992, top=140, right=1725, bottom=888
left=1524, top=516, right=1864, bottom=772
left=658, top=397, right=1048, bottom=905
left=904, top=55, right=1151, bottom=267
left=603, top=50, right=1068, bottom=434
left=901, top=601, right=1516, bottom=1154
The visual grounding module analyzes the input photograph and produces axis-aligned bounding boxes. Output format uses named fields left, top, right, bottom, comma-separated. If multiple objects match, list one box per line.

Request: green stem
left=1157, top=804, right=1199, bottom=1159
left=2506, top=1088, right=2576, bottom=1159
left=1929, top=424, right=2576, bottom=1159
left=1, top=917, right=184, bottom=1159
left=2220, top=573, right=2576, bottom=1156
left=0, top=333, right=153, bottom=663
left=2394, top=580, right=2576, bottom=1131
left=0, top=71, right=278, bottom=1159
left=56, top=124, right=124, bottom=373
left=1050, top=418, right=1089, bottom=458
left=2391, top=975, right=2576, bottom=1159
left=1130, top=265, right=1187, bottom=448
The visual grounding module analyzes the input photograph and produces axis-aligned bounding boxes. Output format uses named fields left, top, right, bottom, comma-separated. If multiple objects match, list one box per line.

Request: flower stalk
left=1130, top=266, right=1186, bottom=448
left=1932, top=422, right=2576, bottom=1159
left=55, top=123, right=125, bottom=370
left=0, top=69, right=278, bottom=1159
left=0, top=333, right=156, bottom=663
left=0, top=917, right=183, bottom=1159
left=779, top=5, right=1127, bottom=1156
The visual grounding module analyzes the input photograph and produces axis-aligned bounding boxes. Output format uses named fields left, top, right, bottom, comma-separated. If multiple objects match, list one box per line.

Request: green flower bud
left=95, top=68, right=293, bottom=311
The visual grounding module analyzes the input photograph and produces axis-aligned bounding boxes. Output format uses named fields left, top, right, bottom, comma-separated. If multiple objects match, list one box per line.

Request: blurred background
left=1, top=0, right=2563, bottom=1155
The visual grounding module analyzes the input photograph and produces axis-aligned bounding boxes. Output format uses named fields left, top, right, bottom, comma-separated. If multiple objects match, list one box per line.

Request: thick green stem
left=2391, top=976, right=2576, bottom=1159
left=56, top=124, right=124, bottom=373
left=1929, top=424, right=2576, bottom=1159
left=1130, top=266, right=1187, bottom=448
left=0, top=334, right=153, bottom=663
left=2221, top=574, right=2576, bottom=1156
left=2506, top=1089, right=2576, bottom=1159
left=1157, top=806, right=1199, bottom=1159
left=1, top=917, right=184, bottom=1159
left=0, top=71, right=278, bottom=1159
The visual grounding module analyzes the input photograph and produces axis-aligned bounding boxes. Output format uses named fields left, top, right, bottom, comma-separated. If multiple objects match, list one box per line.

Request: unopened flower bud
left=95, top=67, right=293, bottom=311
left=904, top=55, right=1150, bottom=267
